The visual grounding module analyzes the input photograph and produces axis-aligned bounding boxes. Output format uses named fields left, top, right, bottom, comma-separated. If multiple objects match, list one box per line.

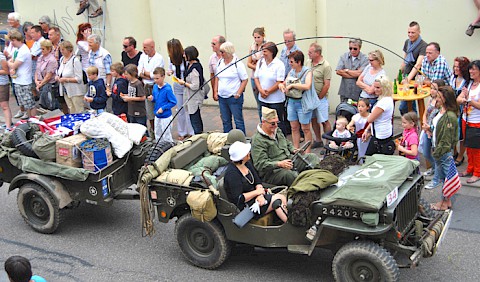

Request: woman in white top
left=167, top=38, right=194, bottom=140
left=450, top=56, right=470, bottom=166
left=214, top=42, right=248, bottom=134
left=362, top=75, right=395, bottom=155
left=457, top=60, right=480, bottom=184
left=357, top=50, right=386, bottom=107
left=56, top=41, right=86, bottom=114
left=254, top=41, right=287, bottom=135
left=247, top=27, right=266, bottom=119
left=75, top=23, right=92, bottom=71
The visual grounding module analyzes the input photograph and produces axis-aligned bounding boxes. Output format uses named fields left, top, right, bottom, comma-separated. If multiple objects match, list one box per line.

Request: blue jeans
left=399, top=100, right=417, bottom=115
left=432, top=152, right=452, bottom=187
left=420, top=132, right=436, bottom=170
left=259, top=101, right=288, bottom=136
left=219, top=95, right=245, bottom=134
left=189, top=108, right=203, bottom=134
left=251, top=78, right=261, bottom=121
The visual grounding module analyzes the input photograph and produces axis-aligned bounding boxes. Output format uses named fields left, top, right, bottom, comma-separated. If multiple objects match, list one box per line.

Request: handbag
left=232, top=205, right=255, bottom=228
left=464, top=106, right=480, bottom=148
left=39, top=83, right=59, bottom=110
left=301, top=71, right=321, bottom=113
left=285, top=69, right=307, bottom=99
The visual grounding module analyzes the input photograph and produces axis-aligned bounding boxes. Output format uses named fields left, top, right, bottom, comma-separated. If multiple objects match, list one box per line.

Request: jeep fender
left=8, top=174, right=73, bottom=209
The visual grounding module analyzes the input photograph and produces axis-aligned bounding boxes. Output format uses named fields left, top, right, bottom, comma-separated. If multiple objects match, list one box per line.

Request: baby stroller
left=322, top=102, right=358, bottom=162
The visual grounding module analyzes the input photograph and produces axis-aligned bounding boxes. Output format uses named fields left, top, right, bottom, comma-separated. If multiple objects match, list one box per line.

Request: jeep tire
left=332, top=241, right=399, bottom=282
left=17, top=182, right=64, bottom=234
left=175, top=213, right=231, bottom=269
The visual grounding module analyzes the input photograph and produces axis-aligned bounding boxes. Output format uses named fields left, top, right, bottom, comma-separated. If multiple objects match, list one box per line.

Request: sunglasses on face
left=369, top=59, right=375, bottom=62
left=349, top=47, right=358, bottom=51
left=265, top=121, right=279, bottom=126
left=211, top=42, right=216, bottom=45
left=123, top=45, right=129, bottom=49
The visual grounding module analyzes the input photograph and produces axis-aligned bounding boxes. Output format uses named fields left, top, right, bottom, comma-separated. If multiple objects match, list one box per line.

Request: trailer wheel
left=332, top=241, right=399, bottom=282
left=17, top=182, right=63, bottom=234
left=175, top=214, right=231, bottom=269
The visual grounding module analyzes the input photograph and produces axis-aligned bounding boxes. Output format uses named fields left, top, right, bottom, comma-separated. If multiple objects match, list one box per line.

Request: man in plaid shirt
left=421, top=42, right=452, bottom=87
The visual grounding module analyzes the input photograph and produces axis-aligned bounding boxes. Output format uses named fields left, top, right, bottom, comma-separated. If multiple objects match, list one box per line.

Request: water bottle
left=306, top=219, right=321, bottom=241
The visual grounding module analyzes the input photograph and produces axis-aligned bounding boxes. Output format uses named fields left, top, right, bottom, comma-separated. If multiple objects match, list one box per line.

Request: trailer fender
left=8, top=174, right=73, bottom=209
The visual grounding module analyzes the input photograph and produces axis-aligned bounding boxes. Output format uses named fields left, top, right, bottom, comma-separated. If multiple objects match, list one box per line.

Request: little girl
left=397, top=111, right=419, bottom=160
left=347, top=98, right=370, bottom=158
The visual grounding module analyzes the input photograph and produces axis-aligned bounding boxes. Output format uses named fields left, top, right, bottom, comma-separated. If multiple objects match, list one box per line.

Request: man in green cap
left=251, top=107, right=320, bottom=186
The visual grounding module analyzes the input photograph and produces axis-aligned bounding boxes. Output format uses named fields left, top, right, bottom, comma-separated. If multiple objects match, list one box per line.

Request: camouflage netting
left=318, top=154, right=349, bottom=176
left=288, top=155, right=349, bottom=227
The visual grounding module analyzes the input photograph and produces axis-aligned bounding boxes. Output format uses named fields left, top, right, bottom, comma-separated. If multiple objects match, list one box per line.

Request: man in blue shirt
left=421, top=42, right=452, bottom=87
left=280, top=29, right=301, bottom=79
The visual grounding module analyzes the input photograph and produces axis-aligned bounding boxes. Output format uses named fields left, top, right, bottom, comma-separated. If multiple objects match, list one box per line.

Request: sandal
left=467, top=176, right=480, bottom=184
left=454, top=157, right=465, bottom=167
left=459, top=172, right=473, bottom=177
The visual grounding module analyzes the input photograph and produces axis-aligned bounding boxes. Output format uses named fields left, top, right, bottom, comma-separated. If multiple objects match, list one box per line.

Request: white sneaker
left=422, top=168, right=434, bottom=176
left=14, top=110, right=25, bottom=118
left=424, top=181, right=441, bottom=190
left=20, top=112, right=29, bottom=119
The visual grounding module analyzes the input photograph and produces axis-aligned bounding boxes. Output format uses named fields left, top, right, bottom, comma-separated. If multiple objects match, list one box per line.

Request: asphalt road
left=1, top=181, right=480, bottom=282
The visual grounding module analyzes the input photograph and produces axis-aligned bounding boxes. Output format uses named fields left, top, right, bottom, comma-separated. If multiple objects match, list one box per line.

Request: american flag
left=443, top=158, right=461, bottom=198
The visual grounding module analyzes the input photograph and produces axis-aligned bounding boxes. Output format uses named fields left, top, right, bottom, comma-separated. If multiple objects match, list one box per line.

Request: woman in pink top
left=35, top=40, right=59, bottom=110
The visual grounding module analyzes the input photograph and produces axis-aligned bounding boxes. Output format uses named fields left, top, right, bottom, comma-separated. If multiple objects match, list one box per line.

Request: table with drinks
left=392, top=78, right=430, bottom=119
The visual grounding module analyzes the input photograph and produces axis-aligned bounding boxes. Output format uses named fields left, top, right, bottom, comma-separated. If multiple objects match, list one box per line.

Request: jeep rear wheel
left=17, top=183, right=63, bottom=234
left=332, top=241, right=399, bottom=282
left=175, top=213, right=231, bottom=269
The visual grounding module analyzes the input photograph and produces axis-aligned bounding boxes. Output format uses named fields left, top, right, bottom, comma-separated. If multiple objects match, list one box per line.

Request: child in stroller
left=322, top=102, right=358, bottom=161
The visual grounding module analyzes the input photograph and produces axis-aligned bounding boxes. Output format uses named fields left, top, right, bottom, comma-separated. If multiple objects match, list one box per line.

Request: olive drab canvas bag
left=186, top=189, right=217, bottom=222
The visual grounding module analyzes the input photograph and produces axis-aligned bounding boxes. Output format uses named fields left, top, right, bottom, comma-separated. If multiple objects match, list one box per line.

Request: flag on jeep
left=443, top=158, right=461, bottom=198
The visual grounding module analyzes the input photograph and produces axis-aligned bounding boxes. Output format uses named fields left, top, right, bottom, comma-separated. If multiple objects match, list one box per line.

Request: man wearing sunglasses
left=251, top=107, right=320, bottom=186
left=121, top=36, right=142, bottom=67
left=335, top=39, right=368, bottom=102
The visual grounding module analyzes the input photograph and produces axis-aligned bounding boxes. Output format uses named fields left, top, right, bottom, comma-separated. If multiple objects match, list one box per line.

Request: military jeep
left=146, top=144, right=451, bottom=282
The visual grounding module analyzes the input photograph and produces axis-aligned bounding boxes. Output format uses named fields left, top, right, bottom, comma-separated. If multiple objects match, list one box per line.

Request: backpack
left=186, top=189, right=217, bottom=222
left=71, top=53, right=89, bottom=84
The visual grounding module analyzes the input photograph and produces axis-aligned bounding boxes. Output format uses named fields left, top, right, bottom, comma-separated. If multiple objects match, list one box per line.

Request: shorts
left=0, top=84, right=9, bottom=102
left=287, top=98, right=312, bottom=124
left=312, top=97, right=329, bottom=123
left=144, top=84, right=155, bottom=120
left=14, top=84, right=36, bottom=109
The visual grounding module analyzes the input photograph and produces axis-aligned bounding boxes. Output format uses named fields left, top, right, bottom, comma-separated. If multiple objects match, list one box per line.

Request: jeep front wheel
left=175, top=214, right=231, bottom=269
left=332, top=241, right=399, bottom=282
left=17, top=183, right=63, bottom=234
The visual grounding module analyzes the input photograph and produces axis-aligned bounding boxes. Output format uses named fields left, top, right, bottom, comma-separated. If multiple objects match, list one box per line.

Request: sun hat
left=228, top=141, right=251, bottom=162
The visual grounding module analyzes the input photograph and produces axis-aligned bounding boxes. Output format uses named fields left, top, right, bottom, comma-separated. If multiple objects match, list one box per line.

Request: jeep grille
left=395, top=185, right=418, bottom=235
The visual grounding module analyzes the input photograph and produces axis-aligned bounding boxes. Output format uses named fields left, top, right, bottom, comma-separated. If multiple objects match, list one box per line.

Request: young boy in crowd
left=107, top=62, right=128, bottom=117
left=84, top=66, right=107, bottom=114
left=148, top=67, right=177, bottom=142
left=121, top=64, right=146, bottom=126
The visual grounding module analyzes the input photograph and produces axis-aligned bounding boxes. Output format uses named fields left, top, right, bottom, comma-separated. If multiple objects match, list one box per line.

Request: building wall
left=14, top=0, right=480, bottom=111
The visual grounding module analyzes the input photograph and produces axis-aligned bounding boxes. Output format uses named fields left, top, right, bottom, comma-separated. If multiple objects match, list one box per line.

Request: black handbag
left=464, top=107, right=480, bottom=148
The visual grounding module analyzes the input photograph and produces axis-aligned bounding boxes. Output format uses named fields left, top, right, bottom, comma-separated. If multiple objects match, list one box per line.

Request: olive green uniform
left=251, top=125, right=320, bottom=186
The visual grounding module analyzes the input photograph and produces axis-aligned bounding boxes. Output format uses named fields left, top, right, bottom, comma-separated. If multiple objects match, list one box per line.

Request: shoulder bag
left=464, top=102, right=480, bottom=148
left=285, top=69, right=307, bottom=99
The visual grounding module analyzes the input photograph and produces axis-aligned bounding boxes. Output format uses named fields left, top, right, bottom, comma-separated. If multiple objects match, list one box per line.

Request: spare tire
left=145, top=140, right=175, bottom=164
left=11, top=123, right=40, bottom=158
